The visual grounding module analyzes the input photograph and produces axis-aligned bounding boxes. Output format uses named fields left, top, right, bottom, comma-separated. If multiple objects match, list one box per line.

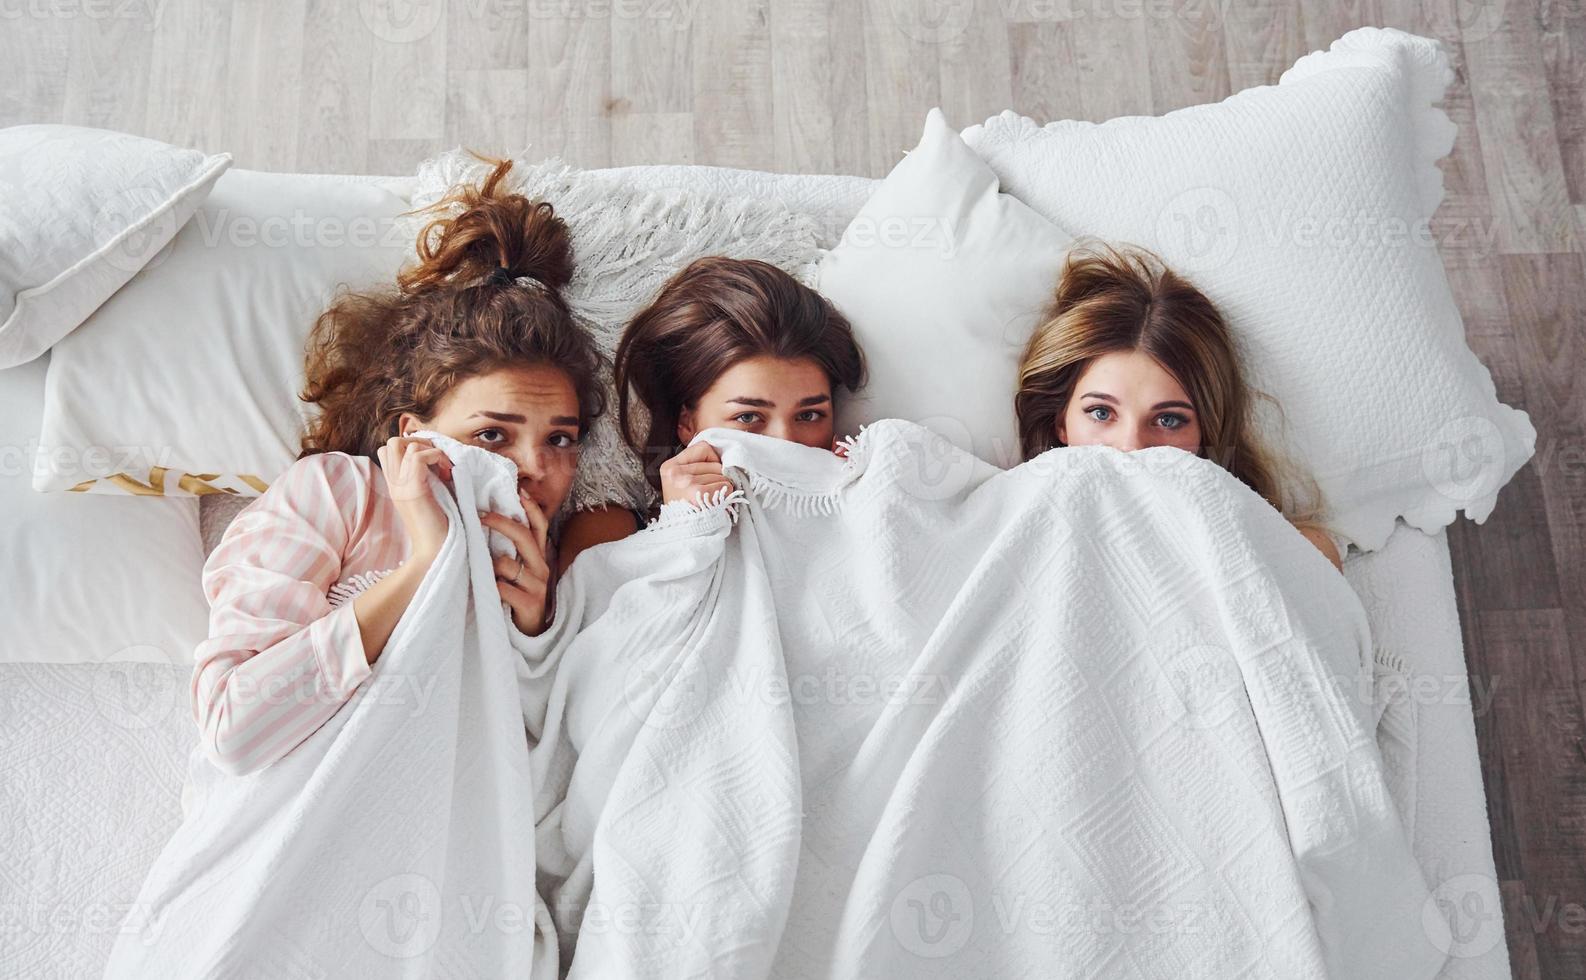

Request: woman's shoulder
left=243, top=452, right=385, bottom=532
left=273, top=451, right=380, bottom=495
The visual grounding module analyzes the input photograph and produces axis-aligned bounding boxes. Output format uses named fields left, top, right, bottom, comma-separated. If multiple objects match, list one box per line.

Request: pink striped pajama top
left=192, top=451, right=409, bottom=777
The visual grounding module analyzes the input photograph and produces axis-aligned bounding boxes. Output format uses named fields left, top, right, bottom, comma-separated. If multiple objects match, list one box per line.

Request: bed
left=1, top=159, right=1512, bottom=980
left=0, top=27, right=1525, bottom=979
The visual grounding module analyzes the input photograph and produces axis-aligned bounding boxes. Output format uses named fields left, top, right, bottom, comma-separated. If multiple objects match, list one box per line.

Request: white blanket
left=103, top=434, right=556, bottom=979
left=528, top=419, right=1450, bottom=980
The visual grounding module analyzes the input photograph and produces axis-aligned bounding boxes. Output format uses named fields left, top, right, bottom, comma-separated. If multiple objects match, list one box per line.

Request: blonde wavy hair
left=1014, top=241, right=1325, bottom=528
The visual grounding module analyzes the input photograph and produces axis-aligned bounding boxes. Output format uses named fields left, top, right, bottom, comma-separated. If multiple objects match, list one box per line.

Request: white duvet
left=101, top=419, right=1450, bottom=980
left=528, top=419, right=1451, bottom=979
left=102, top=433, right=558, bottom=979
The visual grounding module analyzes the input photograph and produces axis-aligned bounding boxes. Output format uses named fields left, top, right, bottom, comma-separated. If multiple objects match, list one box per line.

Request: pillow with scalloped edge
left=961, top=27, right=1534, bottom=553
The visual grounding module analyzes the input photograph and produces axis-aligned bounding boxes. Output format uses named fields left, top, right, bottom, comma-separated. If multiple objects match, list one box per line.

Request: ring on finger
left=510, top=554, right=525, bottom=587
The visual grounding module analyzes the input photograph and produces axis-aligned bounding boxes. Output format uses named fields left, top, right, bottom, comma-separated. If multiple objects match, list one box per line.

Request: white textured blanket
left=103, top=434, right=556, bottom=978
left=528, top=419, right=1449, bottom=980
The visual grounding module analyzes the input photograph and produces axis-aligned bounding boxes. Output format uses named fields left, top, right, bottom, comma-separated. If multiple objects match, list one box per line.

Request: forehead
left=1074, top=351, right=1190, bottom=402
left=441, top=365, right=579, bottom=413
left=705, top=356, right=830, bottom=399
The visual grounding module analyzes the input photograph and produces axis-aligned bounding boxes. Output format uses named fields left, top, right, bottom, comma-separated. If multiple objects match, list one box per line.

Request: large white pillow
left=0, top=354, right=208, bottom=664
left=817, top=109, right=1071, bottom=466
left=960, top=27, right=1535, bottom=552
left=34, top=168, right=415, bottom=495
left=0, top=125, right=230, bottom=369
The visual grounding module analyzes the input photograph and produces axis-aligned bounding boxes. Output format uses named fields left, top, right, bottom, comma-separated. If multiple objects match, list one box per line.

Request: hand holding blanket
left=528, top=419, right=1448, bottom=980
left=105, top=434, right=557, bottom=979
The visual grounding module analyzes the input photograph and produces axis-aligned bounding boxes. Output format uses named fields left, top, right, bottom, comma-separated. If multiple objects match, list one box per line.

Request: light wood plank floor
left=3, top=1, right=1581, bottom=974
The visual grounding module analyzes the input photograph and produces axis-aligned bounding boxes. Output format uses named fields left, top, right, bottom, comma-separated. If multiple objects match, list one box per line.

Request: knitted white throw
left=526, top=419, right=1449, bottom=980
left=104, top=433, right=557, bottom=979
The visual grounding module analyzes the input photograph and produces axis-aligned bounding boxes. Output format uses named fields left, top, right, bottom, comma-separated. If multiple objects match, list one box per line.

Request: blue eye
left=796, top=410, right=825, bottom=423
left=732, top=413, right=761, bottom=425
left=1084, top=406, right=1112, bottom=422
left=1157, top=413, right=1188, bottom=430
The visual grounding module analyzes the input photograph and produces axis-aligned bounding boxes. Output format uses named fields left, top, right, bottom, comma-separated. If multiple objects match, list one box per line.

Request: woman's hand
left=659, top=441, right=733, bottom=506
left=481, top=489, right=554, bottom=636
left=377, top=436, right=453, bottom=561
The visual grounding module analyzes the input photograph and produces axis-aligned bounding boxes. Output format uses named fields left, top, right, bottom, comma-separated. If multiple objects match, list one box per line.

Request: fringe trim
left=327, top=566, right=399, bottom=607
left=650, top=484, right=748, bottom=532
left=1373, top=646, right=1410, bottom=678
left=727, top=422, right=878, bottom=519
left=644, top=424, right=882, bottom=526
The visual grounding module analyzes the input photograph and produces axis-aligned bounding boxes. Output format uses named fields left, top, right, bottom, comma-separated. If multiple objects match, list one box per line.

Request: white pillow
left=0, top=354, right=208, bottom=664
left=34, top=168, right=414, bottom=495
left=0, top=125, right=230, bottom=369
left=817, top=109, right=1072, bottom=465
left=960, top=27, right=1534, bottom=552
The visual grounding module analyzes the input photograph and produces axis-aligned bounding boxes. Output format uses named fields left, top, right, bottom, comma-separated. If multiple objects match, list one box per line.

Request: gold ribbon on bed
left=66, top=469, right=271, bottom=496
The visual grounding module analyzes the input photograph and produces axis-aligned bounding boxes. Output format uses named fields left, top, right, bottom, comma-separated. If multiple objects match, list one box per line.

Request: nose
left=1113, top=429, right=1146, bottom=453
left=765, top=419, right=793, bottom=443
left=505, top=445, right=547, bottom=483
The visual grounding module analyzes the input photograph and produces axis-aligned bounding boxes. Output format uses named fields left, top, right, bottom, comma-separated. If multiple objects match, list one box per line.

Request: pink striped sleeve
left=191, top=453, right=374, bottom=776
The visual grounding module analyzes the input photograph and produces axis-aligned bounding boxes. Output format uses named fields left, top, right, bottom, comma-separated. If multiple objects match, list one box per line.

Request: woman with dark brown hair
left=190, top=159, right=606, bottom=776
left=1015, top=241, right=1345, bottom=571
left=559, top=256, right=866, bottom=556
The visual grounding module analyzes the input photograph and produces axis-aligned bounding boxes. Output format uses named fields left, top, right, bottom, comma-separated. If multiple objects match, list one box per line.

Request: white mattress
left=0, top=166, right=1509, bottom=979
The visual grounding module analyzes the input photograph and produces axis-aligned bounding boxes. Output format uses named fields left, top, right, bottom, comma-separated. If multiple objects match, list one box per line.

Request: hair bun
left=400, top=157, right=575, bottom=296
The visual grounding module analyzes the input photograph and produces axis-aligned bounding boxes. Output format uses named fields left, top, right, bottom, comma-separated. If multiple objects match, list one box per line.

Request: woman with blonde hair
left=1015, top=241, right=1344, bottom=570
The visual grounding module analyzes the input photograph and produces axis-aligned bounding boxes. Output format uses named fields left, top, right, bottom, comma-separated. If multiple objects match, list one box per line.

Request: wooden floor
left=3, top=0, right=1581, bottom=974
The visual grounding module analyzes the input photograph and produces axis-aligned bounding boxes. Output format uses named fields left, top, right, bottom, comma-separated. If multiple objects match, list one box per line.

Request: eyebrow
left=725, top=394, right=832, bottom=408
left=1077, top=392, right=1195, bottom=412
left=469, top=410, right=581, bottom=427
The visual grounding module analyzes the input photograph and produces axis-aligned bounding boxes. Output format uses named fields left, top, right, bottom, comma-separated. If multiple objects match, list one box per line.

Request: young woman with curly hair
left=192, top=159, right=605, bottom=776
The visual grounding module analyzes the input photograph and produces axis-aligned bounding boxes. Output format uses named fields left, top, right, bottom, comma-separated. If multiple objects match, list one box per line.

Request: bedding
left=0, top=125, right=230, bottom=369
left=99, top=433, right=557, bottom=978
left=525, top=420, right=1446, bottom=979
left=817, top=108, right=1072, bottom=467
left=32, top=168, right=413, bottom=496
left=0, top=515, right=1506, bottom=979
left=959, top=27, right=1535, bottom=552
left=0, top=354, right=209, bottom=665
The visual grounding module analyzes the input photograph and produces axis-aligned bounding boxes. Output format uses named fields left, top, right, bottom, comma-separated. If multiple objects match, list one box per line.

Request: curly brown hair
left=613, top=257, right=866, bottom=491
left=298, top=157, right=605, bottom=460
